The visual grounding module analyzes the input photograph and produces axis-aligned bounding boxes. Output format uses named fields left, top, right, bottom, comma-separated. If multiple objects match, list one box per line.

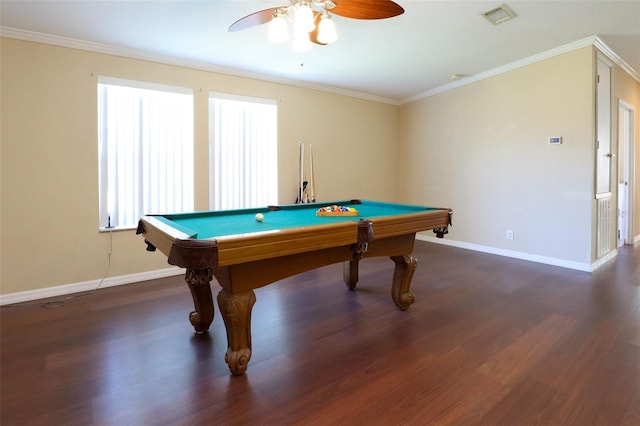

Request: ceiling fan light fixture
left=268, top=13, right=290, bottom=43
left=317, top=13, right=338, bottom=44
left=229, top=0, right=405, bottom=50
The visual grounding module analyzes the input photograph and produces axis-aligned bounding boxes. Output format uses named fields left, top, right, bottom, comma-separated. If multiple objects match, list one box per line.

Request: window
left=98, top=77, right=194, bottom=229
left=209, top=93, right=278, bottom=210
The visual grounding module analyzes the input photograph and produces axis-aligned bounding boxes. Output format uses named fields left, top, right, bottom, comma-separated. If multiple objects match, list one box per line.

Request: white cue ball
left=255, top=213, right=264, bottom=222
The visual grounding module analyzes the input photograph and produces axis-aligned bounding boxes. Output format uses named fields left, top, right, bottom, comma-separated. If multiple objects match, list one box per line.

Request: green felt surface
left=153, top=200, right=436, bottom=240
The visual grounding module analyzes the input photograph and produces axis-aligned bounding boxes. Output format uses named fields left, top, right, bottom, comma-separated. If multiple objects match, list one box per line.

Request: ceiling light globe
left=268, top=15, right=289, bottom=43
left=317, top=15, right=337, bottom=44
left=293, top=2, right=315, bottom=32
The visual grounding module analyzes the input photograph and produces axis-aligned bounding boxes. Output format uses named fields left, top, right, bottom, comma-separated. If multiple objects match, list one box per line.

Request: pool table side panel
left=364, top=234, right=417, bottom=259
left=213, top=245, right=357, bottom=293
left=215, top=222, right=359, bottom=266
left=370, top=210, right=452, bottom=239
left=214, top=233, right=419, bottom=294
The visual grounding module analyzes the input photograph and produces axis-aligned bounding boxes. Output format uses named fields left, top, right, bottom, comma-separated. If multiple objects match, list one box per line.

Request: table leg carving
left=184, top=268, right=214, bottom=334
left=390, top=255, right=417, bottom=310
left=217, top=289, right=256, bottom=375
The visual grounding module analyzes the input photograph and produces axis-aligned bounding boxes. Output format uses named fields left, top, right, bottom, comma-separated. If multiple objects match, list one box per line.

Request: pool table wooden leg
left=217, top=288, right=256, bottom=376
left=390, top=255, right=417, bottom=310
left=343, top=237, right=369, bottom=290
left=185, top=268, right=215, bottom=333
left=343, top=260, right=359, bottom=290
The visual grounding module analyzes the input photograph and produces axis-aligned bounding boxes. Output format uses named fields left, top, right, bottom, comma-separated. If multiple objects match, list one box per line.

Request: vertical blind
left=98, top=77, right=194, bottom=229
left=209, top=94, right=278, bottom=210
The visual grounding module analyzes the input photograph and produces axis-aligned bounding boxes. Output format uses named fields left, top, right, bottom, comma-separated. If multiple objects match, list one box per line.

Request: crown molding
left=594, top=36, right=640, bottom=83
left=0, top=26, right=399, bottom=105
left=2, top=27, right=636, bottom=107
left=401, top=35, right=640, bottom=105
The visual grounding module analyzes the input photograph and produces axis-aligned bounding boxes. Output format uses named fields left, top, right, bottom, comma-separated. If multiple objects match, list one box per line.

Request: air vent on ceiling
left=481, top=4, right=516, bottom=25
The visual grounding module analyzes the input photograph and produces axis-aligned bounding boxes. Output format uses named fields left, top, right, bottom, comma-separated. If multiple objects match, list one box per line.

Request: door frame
left=618, top=99, right=635, bottom=245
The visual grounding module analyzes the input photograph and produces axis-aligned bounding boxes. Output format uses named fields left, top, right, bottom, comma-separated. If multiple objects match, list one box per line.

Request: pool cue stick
left=297, top=141, right=301, bottom=203
left=309, top=144, right=316, bottom=202
left=297, top=141, right=304, bottom=203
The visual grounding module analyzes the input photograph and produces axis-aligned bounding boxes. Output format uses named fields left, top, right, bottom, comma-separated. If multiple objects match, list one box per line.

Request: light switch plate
left=549, top=136, right=562, bottom=145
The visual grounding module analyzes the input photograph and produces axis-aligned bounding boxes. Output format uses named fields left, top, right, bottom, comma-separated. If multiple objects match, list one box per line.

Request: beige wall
left=398, top=47, right=597, bottom=264
left=0, top=38, right=399, bottom=295
left=2, top=37, right=639, bottom=298
left=398, top=46, right=640, bottom=265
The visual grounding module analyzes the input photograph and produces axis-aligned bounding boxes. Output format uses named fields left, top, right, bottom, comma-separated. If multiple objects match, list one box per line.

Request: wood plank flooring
left=2, top=242, right=639, bottom=425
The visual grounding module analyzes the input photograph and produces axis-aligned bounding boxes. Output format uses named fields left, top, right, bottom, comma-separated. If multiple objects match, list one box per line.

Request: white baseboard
left=0, top=267, right=184, bottom=306
left=416, top=234, right=602, bottom=272
left=590, top=250, right=618, bottom=270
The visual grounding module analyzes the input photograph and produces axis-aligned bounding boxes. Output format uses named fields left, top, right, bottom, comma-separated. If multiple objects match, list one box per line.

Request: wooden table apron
left=137, top=206, right=451, bottom=375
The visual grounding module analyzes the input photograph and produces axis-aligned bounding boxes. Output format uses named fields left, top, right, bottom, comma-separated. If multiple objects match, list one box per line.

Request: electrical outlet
left=506, top=229, right=514, bottom=240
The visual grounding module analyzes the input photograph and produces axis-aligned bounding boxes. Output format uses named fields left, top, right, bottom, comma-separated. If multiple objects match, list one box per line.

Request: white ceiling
left=1, top=0, right=639, bottom=103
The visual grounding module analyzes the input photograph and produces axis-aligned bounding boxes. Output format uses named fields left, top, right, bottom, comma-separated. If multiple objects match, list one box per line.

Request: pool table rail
left=213, top=221, right=361, bottom=266
left=138, top=206, right=451, bottom=269
left=138, top=217, right=367, bottom=268
left=370, top=209, right=452, bottom=239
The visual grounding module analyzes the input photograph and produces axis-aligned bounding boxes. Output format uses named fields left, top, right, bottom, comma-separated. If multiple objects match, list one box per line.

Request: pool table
left=136, top=199, right=452, bottom=375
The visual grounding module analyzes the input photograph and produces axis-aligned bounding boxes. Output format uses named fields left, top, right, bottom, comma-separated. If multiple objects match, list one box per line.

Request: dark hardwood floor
left=2, top=241, right=639, bottom=425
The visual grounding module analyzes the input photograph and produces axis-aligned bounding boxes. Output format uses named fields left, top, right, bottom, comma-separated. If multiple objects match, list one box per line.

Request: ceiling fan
left=229, top=0, right=404, bottom=50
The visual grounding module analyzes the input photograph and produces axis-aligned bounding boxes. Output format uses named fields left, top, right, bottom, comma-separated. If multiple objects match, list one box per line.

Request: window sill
left=99, top=226, right=136, bottom=233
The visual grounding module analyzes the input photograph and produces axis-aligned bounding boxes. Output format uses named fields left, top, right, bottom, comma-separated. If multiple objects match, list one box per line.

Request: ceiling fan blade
left=330, top=0, right=404, bottom=20
left=229, top=7, right=280, bottom=32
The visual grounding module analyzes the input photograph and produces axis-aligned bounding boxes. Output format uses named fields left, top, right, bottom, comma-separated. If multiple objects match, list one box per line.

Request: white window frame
left=98, top=76, right=194, bottom=230
left=209, top=92, right=278, bottom=210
